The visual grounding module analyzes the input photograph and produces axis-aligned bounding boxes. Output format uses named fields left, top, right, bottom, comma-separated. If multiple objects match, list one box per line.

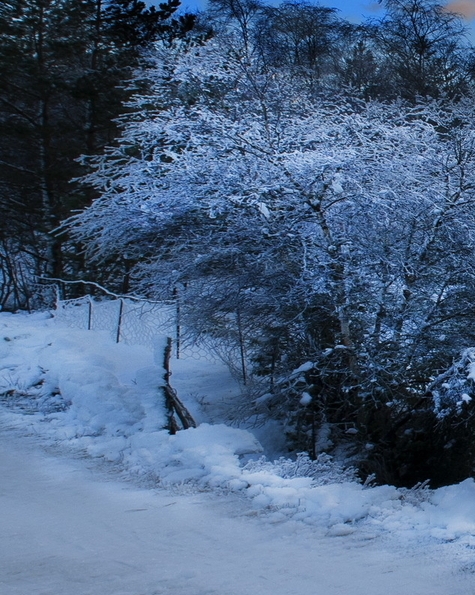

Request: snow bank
left=0, top=312, right=262, bottom=485
left=2, top=311, right=475, bottom=551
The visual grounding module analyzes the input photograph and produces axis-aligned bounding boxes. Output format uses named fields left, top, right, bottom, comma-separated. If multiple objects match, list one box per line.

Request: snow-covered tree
left=68, top=30, right=475, bottom=485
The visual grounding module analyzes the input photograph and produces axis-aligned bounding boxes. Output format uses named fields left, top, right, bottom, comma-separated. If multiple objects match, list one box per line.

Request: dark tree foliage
left=0, top=0, right=195, bottom=309
left=105, top=0, right=196, bottom=47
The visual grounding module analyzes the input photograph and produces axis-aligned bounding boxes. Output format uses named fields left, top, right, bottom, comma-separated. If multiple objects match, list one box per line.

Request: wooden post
left=54, top=283, right=61, bottom=311
left=310, top=409, right=317, bottom=460
left=163, top=337, right=197, bottom=432
left=173, top=287, right=181, bottom=359
left=116, top=298, right=124, bottom=343
left=87, top=296, right=93, bottom=330
left=236, top=306, right=247, bottom=385
left=164, top=336, right=172, bottom=384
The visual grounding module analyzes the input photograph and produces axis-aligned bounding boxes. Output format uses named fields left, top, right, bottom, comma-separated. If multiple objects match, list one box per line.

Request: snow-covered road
left=1, top=432, right=473, bottom=595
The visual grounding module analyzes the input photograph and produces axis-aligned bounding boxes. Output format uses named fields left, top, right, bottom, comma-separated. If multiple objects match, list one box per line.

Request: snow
left=299, top=391, right=312, bottom=405
left=1, top=429, right=474, bottom=595
left=291, top=361, right=314, bottom=375
left=2, top=310, right=475, bottom=593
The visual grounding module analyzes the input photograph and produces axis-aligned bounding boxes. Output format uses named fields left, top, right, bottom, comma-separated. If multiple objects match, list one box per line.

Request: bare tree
left=370, top=0, right=472, bottom=99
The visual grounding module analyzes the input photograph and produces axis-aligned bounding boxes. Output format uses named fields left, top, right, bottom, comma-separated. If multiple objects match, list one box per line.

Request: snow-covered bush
left=243, top=452, right=359, bottom=486
left=430, top=349, right=475, bottom=416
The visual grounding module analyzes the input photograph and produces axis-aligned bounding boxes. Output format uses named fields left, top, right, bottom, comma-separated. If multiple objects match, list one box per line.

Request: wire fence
left=54, top=292, right=223, bottom=365
left=29, top=279, right=253, bottom=384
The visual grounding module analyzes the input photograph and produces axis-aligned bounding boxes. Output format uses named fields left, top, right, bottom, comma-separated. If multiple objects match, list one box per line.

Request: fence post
left=173, top=287, right=181, bottom=359
left=236, top=306, right=247, bottom=385
left=163, top=337, right=179, bottom=434
left=116, top=298, right=124, bottom=343
left=54, top=283, right=61, bottom=312
left=87, top=296, right=93, bottom=330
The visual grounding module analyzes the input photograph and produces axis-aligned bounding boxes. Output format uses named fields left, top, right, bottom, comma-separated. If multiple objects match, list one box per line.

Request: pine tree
left=0, top=0, right=195, bottom=309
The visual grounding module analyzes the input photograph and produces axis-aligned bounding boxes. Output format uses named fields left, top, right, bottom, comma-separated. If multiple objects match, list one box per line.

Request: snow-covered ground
left=2, top=309, right=475, bottom=593
left=1, top=428, right=474, bottom=595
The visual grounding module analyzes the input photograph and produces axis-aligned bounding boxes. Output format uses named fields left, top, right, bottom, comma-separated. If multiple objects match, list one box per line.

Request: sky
left=447, top=0, right=475, bottom=19
left=177, top=0, right=475, bottom=34
left=177, top=0, right=385, bottom=18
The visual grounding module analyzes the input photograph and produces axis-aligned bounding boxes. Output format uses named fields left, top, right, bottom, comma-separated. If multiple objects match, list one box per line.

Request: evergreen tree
left=0, top=0, right=195, bottom=309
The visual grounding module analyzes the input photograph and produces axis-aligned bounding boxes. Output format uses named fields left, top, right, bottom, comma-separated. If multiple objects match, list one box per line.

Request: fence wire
left=54, top=294, right=221, bottom=365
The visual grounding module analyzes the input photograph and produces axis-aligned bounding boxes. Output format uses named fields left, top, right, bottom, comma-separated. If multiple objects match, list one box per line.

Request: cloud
left=445, top=0, right=475, bottom=19
left=363, top=2, right=384, bottom=12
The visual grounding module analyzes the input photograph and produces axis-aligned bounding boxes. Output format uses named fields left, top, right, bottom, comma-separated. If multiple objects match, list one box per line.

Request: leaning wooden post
left=164, top=337, right=173, bottom=385
left=163, top=337, right=179, bottom=434
left=163, top=337, right=197, bottom=432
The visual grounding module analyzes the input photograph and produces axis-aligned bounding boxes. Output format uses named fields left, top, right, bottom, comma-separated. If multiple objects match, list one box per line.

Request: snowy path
left=1, top=432, right=473, bottom=595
